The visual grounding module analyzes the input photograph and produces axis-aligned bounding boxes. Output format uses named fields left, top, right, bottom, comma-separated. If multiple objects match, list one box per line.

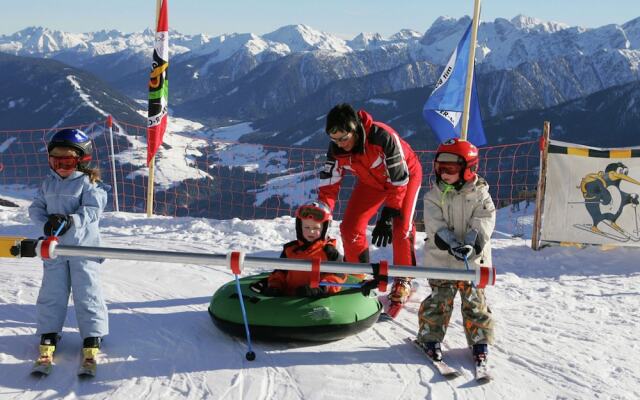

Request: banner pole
left=146, top=159, right=155, bottom=217
left=107, top=116, right=119, bottom=212
left=532, top=121, right=551, bottom=250
left=460, top=0, right=481, bottom=141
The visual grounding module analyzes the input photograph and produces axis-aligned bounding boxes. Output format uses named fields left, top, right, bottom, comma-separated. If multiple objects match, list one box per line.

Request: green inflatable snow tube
left=208, top=273, right=383, bottom=341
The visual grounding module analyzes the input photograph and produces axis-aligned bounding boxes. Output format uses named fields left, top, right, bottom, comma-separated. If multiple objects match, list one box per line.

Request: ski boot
left=472, top=343, right=488, bottom=366
left=388, top=277, right=413, bottom=304
left=32, top=333, right=59, bottom=375
left=472, top=343, right=492, bottom=381
left=423, top=341, right=443, bottom=362
left=385, top=278, right=413, bottom=318
left=78, top=337, right=101, bottom=377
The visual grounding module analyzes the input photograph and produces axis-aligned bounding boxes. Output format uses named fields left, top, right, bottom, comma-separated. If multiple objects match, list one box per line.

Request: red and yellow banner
left=147, top=0, right=169, bottom=165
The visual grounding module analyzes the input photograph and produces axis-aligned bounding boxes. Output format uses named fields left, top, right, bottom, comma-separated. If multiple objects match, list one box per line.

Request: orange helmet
left=435, top=138, right=479, bottom=183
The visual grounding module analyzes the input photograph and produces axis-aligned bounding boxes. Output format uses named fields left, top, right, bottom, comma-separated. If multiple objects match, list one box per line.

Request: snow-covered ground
left=0, top=189, right=638, bottom=399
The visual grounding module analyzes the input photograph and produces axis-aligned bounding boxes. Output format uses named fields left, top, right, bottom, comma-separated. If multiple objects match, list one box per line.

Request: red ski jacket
left=267, top=238, right=346, bottom=295
left=318, top=110, right=420, bottom=211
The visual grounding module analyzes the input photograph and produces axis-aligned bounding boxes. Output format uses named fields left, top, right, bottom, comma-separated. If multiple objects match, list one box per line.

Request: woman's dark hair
left=325, top=103, right=359, bottom=135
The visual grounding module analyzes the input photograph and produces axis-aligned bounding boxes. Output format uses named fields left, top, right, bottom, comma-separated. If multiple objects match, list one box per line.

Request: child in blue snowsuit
left=28, top=128, right=109, bottom=368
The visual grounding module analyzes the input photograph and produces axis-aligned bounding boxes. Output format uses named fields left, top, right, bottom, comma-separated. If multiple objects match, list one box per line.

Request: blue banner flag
left=423, top=22, right=486, bottom=146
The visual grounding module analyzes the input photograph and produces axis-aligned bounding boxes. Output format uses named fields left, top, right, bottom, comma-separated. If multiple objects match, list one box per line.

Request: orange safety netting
left=0, top=119, right=539, bottom=234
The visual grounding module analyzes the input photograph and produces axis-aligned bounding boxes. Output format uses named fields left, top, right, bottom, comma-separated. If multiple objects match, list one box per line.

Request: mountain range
left=1, top=15, right=639, bottom=147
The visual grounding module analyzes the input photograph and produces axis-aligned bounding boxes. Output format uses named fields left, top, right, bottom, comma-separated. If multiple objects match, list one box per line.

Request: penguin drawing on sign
left=578, top=162, right=640, bottom=238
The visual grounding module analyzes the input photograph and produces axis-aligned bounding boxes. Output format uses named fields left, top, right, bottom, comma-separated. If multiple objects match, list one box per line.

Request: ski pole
left=53, top=220, right=66, bottom=237
left=233, top=274, right=256, bottom=361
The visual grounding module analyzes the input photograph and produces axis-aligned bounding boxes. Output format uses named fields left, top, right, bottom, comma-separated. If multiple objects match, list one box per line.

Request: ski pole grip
left=377, top=260, right=389, bottom=292
left=227, top=251, right=245, bottom=275
left=309, top=258, right=321, bottom=288
left=475, top=266, right=496, bottom=288
left=37, top=237, right=59, bottom=260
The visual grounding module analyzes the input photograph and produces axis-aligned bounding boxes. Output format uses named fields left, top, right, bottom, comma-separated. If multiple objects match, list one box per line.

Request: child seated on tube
left=261, top=201, right=347, bottom=297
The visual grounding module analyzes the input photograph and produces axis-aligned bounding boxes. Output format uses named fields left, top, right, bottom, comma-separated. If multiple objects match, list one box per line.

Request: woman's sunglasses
left=330, top=131, right=353, bottom=144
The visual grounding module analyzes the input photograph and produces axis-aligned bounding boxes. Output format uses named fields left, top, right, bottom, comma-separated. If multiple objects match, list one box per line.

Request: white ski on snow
left=408, top=338, right=462, bottom=378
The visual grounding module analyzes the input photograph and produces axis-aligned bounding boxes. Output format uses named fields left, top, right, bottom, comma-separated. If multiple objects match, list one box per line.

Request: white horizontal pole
left=47, top=243, right=494, bottom=286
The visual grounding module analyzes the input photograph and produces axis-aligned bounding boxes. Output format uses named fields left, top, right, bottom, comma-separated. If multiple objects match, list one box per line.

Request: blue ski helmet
left=47, top=128, right=93, bottom=164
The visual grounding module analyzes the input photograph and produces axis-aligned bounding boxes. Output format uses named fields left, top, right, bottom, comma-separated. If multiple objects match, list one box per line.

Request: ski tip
left=30, top=367, right=51, bottom=377
left=474, top=368, right=493, bottom=383
left=77, top=370, right=96, bottom=378
left=385, top=303, right=403, bottom=319
left=407, top=338, right=463, bottom=379
left=378, top=312, right=394, bottom=322
left=444, top=370, right=464, bottom=379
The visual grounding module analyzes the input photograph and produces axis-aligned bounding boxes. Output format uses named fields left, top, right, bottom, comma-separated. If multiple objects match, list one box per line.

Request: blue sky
left=1, top=0, right=638, bottom=37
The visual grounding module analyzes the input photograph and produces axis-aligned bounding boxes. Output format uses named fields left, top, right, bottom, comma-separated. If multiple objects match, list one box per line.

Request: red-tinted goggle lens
left=435, top=161, right=463, bottom=175
left=49, top=155, right=80, bottom=170
left=298, top=206, right=326, bottom=222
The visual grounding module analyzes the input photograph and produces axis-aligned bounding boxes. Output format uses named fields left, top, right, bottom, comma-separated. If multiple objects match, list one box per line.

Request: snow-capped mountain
left=0, top=26, right=88, bottom=55
left=263, top=24, right=351, bottom=53
left=173, top=45, right=421, bottom=123
left=417, top=15, right=638, bottom=70
left=187, top=32, right=289, bottom=63
left=0, top=26, right=207, bottom=84
left=623, top=16, right=640, bottom=48
left=485, top=79, right=640, bottom=147
left=347, top=32, right=386, bottom=50
left=0, top=53, right=144, bottom=130
left=0, top=26, right=202, bottom=58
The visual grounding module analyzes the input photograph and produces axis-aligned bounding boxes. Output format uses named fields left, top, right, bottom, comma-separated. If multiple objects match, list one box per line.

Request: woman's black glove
left=43, top=214, right=73, bottom=236
left=372, top=207, right=401, bottom=247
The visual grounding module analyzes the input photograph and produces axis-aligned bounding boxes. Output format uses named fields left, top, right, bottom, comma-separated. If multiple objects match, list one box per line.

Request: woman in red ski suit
left=318, top=103, right=423, bottom=304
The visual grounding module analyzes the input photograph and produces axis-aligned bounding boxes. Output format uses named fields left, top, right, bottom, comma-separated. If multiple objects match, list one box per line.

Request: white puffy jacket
left=423, top=176, right=496, bottom=270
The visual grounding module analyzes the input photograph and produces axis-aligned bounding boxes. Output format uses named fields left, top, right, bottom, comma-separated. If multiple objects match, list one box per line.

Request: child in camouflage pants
left=418, top=138, right=495, bottom=364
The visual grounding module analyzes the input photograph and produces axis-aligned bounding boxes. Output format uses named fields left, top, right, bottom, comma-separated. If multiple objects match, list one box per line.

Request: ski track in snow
left=0, top=195, right=639, bottom=399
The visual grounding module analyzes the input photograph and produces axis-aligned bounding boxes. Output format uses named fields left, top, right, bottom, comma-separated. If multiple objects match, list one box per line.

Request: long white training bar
left=35, top=239, right=496, bottom=288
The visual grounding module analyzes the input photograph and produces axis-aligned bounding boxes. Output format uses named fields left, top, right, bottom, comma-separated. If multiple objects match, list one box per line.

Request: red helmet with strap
left=435, top=138, right=479, bottom=182
left=295, top=201, right=332, bottom=223
left=294, top=201, right=332, bottom=242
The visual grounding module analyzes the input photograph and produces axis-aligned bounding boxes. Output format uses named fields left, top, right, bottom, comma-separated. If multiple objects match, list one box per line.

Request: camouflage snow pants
left=418, top=279, right=494, bottom=346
